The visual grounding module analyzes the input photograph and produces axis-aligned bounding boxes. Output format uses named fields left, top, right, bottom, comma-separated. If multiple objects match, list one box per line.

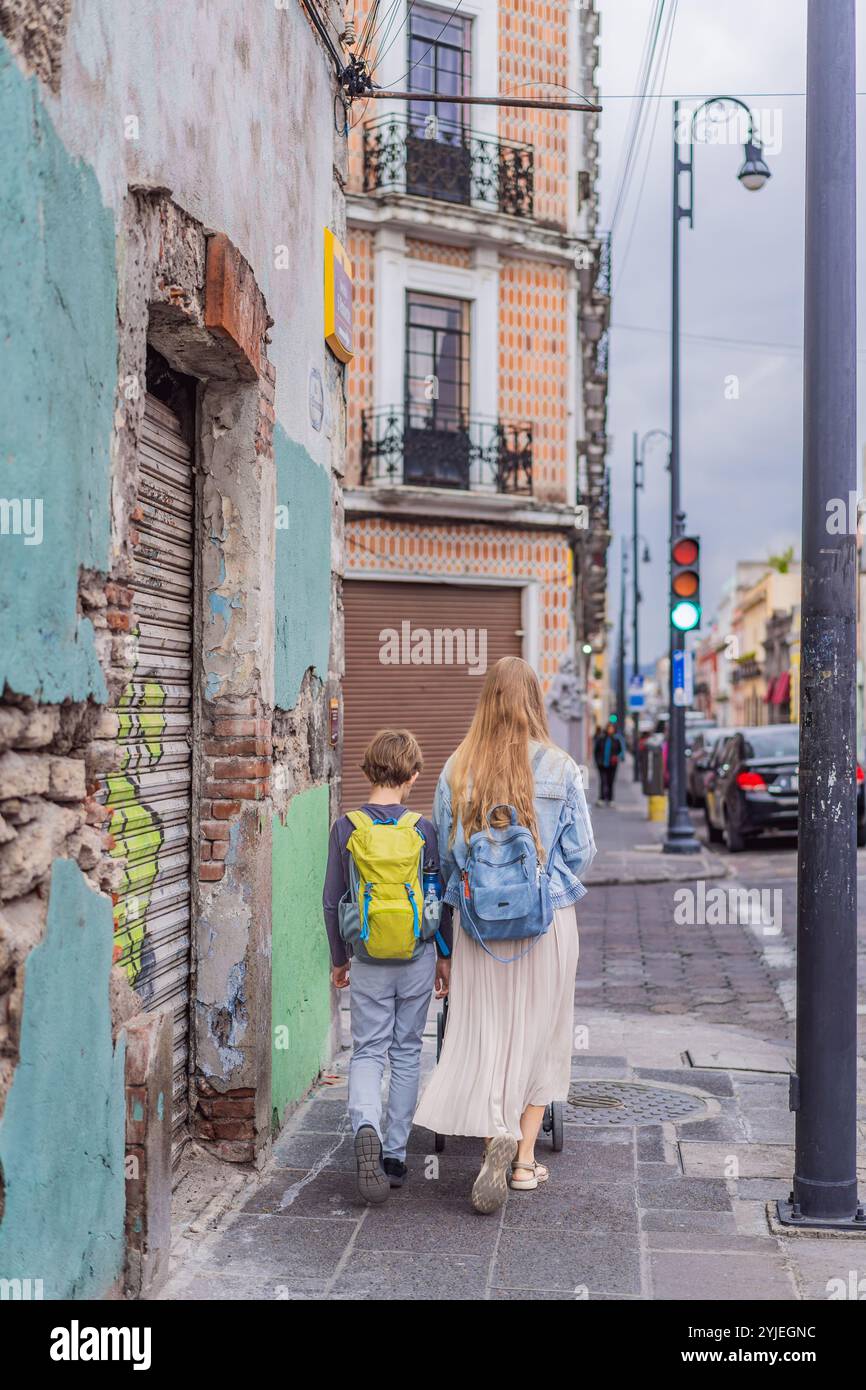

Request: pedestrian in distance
left=322, top=729, right=452, bottom=1205
left=594, top=720, right=626, bottom=806
left=414, top=657, right=596, bottom=1213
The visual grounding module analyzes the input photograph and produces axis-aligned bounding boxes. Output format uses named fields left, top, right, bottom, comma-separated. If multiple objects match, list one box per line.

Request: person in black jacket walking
left=593, top=721, right=626, bottom=805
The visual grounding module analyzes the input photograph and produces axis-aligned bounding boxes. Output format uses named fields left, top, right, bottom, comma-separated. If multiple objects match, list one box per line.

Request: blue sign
left=628, top=675, right=645, bottom=710
left=672, top=651, right=693, bottom=707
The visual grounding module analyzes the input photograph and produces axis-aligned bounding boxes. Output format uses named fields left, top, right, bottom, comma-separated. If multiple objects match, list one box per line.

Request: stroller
left=432, top=997, right=564, bottom=1154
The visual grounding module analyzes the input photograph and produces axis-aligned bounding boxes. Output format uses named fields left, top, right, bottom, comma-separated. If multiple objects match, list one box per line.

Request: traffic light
left=670, top=535, right=701, bottom=631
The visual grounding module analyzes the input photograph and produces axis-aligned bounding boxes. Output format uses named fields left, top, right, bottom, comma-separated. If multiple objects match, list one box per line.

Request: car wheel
left=705, top=810, right=723, bottom=845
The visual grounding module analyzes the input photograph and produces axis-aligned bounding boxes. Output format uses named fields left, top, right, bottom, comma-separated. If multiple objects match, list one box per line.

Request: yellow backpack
left=344, top=810, right=425, bottom=961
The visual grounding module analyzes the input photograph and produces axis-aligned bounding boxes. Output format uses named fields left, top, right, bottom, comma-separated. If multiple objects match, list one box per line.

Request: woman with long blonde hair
left=414, top=656, right=596, bottom=1212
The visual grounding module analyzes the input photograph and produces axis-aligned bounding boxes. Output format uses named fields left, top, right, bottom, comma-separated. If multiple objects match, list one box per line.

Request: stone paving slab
left=650, top=1250, right=796, bottom=1301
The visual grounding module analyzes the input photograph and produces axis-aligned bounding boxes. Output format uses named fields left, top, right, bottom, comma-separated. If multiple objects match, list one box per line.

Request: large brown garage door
left=342, top=580, right=523, bottom=812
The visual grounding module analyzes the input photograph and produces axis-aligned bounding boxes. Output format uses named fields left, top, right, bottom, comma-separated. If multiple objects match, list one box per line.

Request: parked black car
left=704, top=724, right=866, bottom=851
left=687, top=726, right=732, bottom=807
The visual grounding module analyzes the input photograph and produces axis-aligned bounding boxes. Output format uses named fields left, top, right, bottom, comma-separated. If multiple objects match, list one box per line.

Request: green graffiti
left=106, top=657, right=166, bottom=986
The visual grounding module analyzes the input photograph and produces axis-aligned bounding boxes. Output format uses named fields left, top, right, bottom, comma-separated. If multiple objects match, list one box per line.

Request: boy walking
left=322, top=729, right=451, bottom=1204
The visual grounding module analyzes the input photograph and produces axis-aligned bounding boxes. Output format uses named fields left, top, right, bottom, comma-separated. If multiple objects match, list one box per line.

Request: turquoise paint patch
left=271, top=786, right=332, bottom=1127
left=274, top=425, right=331, bottom=707
left=0, top=42, right=116, bottom=702
left=133, top=1101, right=144, bottom=1123
left=0, top=860, right=126, bottom=1299
left=157, top=1091, right=165, bottom=1121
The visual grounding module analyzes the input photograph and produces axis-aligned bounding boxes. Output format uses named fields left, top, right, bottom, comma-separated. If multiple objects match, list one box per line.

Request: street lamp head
left=581, top=642, right=593, bottom=655
left=738, top=138, right=771, bottom=191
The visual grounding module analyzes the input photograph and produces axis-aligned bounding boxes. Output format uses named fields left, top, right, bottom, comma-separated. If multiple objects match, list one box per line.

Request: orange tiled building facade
left=341, top=0, right=610, bottom=775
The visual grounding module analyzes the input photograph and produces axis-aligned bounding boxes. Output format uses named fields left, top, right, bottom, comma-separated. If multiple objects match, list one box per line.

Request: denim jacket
left=433, top=740, right=597, bottom=912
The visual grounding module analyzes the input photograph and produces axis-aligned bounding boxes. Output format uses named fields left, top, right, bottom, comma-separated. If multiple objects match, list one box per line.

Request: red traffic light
left=672, top=537, right=698, bottom=566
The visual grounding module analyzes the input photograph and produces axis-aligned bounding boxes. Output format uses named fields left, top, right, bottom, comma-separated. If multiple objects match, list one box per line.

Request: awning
left=764, top=676, right=777, bottom=704
left=772, top=671, right=791, bottom=705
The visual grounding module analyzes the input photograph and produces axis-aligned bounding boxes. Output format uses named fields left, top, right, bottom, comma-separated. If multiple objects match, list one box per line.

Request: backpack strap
left=398, top=810, right=422, bottom=830
left=345, top=809, right=373, bottom=832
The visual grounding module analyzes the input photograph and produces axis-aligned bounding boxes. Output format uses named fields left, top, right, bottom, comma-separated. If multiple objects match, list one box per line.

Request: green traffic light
left=671, top=600, right=701, bottom=632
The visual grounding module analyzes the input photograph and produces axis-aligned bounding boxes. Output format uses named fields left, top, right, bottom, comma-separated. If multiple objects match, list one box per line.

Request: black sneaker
left=354, top=1125, right=389, bottom=1205
left=383, top=1158, right=408, bottom=1188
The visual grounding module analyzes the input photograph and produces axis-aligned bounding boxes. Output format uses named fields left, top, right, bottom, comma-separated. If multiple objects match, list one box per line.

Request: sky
left=598, top=0, right=866, bottom=668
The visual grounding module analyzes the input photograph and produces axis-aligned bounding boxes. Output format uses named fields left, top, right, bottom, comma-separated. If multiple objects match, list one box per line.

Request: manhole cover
left=567, top=1080, right=709, bottom=1126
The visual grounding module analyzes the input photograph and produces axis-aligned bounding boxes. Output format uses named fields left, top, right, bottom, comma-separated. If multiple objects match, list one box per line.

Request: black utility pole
left=665, top=97, right=700, bottom=854
left=778, top=0, right=863, bottom=1231
left=632, top=434, right=640, bottom=778
left=664, top=94, right=770, bottom=854
left=616, top=538, right=627, bottom=730
left=631, top=429, right=669, bottom=779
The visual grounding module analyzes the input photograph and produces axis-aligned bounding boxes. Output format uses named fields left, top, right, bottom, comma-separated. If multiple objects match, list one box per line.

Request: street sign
left=672, top=650, right=694, bottom=707
left=628, top=675, right=645, bottom=710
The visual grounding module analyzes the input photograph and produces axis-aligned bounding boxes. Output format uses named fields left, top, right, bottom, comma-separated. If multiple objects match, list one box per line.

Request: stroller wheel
left=434, top=1131, right=445, bottom=1153
left=550, top=1101, right=564, bottom=1152
left=542, top=1103, right=552, bottom=1134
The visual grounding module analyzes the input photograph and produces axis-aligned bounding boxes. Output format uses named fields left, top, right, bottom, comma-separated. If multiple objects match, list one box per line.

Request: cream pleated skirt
left=414, top=904, right=579, bottom=1141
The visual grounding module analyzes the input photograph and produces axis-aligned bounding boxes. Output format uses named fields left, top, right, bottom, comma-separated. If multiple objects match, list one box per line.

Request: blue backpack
left=457, top=802, right=561, bottom=963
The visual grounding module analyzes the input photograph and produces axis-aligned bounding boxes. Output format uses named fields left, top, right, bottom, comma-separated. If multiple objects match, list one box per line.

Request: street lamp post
left=616, top=537, right=627, bottom=731
left=632, top=429, right=670, bottom=779
left=777, top=0, right=863, bottom=1232
left=664, top=95, right=771, bottom=855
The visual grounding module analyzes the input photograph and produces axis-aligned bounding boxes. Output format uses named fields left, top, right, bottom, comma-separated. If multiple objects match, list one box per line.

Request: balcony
left=363, top=115, right=534, bottom=220
left=360, top=407, right=533, bottom=494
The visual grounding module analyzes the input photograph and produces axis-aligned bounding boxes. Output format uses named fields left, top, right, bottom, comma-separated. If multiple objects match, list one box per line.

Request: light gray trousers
left=348, top=943, right=436, bottom=1162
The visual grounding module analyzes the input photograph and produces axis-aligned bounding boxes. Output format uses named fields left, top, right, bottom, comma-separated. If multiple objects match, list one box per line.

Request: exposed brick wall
left=346, top=227, right=374, bottom=487
left=192, top=1079, right=257, bottom=1152
left=346, top=517, right=571, bottom=688
left=200, top=703, right=273, bottom=885
left=498, top=0, right=571, bottom=230
left=498, top=257, right=570, bottom=505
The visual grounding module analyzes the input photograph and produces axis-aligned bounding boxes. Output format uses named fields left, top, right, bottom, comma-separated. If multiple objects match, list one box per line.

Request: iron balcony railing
left=363, top=115, right=534, bottom=219
left=360, top=407, right=533, bottom=494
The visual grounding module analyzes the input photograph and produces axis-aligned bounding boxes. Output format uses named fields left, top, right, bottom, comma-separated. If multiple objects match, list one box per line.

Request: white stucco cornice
left=346, top=191, right=584, bottom=268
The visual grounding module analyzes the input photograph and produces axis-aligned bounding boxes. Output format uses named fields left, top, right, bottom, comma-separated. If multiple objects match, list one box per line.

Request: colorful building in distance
left=341, top=0, right=610, bottom=806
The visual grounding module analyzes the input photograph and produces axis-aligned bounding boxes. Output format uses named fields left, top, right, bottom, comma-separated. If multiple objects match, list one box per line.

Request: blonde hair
left=449, top=656, right=551, bottom=854
left=361, top=728, right=423, bottom=788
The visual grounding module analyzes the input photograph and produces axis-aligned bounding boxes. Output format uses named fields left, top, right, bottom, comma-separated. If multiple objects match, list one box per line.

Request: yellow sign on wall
left=324, top=228, right=354, bottom=364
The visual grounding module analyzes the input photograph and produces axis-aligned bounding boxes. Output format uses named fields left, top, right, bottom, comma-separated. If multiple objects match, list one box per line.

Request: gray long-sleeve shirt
left=322, top=803, right=453, bottom=967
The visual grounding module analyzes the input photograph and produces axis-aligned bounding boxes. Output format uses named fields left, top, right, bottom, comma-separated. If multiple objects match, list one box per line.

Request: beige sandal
left=510, top=1159, right=549, bottom=1191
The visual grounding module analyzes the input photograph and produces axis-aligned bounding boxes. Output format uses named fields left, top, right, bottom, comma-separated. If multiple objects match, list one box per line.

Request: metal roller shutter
left=102, top=393, right=194, bottom=1164
left=342, top=580, right=523, bottom=812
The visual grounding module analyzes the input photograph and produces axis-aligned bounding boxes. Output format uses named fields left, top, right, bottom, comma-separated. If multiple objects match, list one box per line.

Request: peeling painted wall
left=271, top=784, right=332, bottom=1130
left=274, top=425, right=333, bottom=708
left=0, top=860, right=126, bottom=1299
left=0, top=41, right=116, bottom=702
left=1, top=0, right=345, bottom=1294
